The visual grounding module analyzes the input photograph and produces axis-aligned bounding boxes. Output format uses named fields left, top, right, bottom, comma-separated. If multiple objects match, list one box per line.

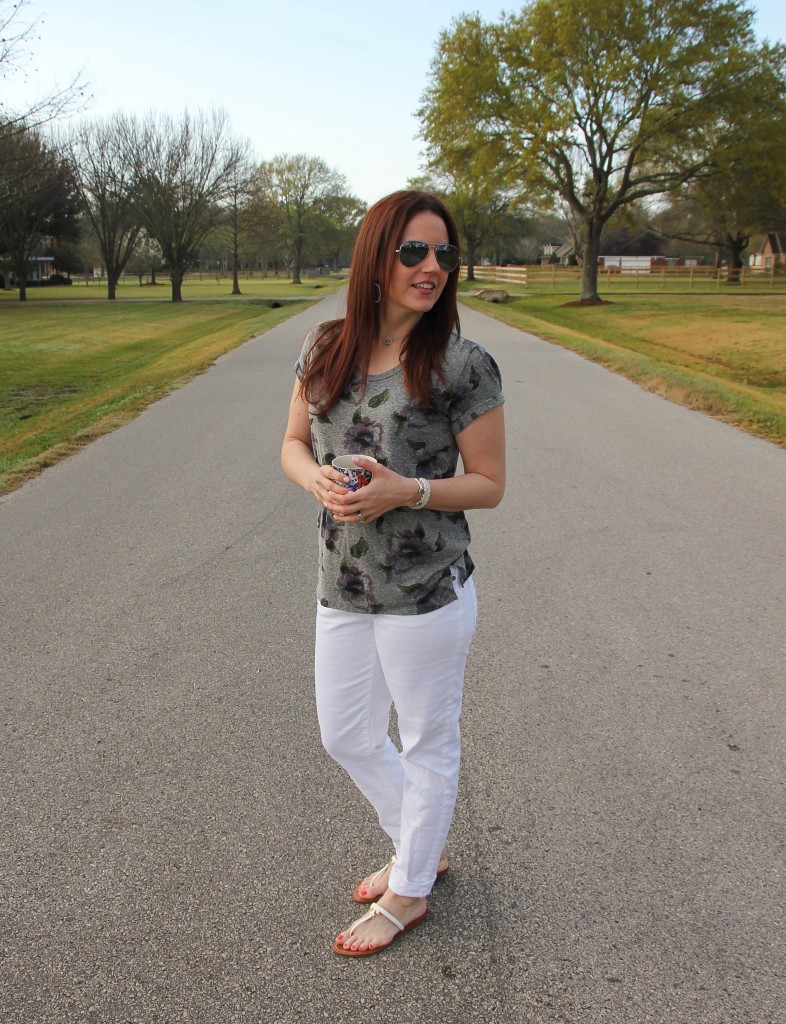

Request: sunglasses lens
left=436, top=246, right=460, bottom=272
left=397, top=242, right=460, bottom=272
left=398, top=241, right=430, bottom=267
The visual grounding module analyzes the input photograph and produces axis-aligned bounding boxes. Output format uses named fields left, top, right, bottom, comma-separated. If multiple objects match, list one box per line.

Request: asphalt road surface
left=2, top=293, right=784, bottom=1024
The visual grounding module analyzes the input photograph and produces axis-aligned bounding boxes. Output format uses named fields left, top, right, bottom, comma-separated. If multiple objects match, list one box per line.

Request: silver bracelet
left=411, top=477, right=431, bottom=510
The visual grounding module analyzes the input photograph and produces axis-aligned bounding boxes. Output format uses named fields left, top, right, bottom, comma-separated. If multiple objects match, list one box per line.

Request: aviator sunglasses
left=395, top=240, right=461, bottom=273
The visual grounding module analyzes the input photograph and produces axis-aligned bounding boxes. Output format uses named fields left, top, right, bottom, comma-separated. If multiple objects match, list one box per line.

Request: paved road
left=2, top=294, right=784, bottom=1024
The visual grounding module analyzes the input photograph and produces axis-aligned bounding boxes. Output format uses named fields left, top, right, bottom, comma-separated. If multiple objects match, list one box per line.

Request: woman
left=281, top=190, right=505, bottom=957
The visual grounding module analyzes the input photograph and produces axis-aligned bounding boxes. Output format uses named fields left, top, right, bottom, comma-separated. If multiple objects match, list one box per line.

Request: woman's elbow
left=484, top=477, right=506, bottom=509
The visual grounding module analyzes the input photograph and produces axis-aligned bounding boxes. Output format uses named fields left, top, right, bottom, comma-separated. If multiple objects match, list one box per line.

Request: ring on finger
left=358, top=511, right=365, bottom=524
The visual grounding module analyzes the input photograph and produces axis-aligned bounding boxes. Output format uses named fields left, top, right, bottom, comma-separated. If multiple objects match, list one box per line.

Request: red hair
left=300, top=190, right=460, bottom=414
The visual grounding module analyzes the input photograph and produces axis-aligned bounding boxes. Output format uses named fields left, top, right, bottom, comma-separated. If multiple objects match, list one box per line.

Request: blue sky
left=6, top=0, right=786, bottom=203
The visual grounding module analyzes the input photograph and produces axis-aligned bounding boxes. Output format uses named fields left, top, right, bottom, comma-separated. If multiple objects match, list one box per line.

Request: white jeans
left=314, top=573, right=477, bottom=897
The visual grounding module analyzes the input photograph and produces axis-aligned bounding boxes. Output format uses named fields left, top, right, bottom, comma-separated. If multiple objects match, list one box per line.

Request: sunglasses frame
left=395, top=240, right=461, bottom=273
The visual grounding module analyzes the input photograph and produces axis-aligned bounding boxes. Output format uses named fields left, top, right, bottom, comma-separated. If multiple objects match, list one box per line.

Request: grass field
left=0, top=273, right=343, bottom=303
left=2, top=272, right=784, bottom=496
left=0, top=285, right=334, bottom=494
left=464, top=263, right=786, bottom=295
left=459, top=280, right=786, bottom=449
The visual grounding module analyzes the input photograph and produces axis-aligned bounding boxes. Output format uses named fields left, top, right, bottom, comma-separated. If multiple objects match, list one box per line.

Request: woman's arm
left=283, top=371, right=505, bottom=520
left=325, top=404, right=506, bottom=523
left=281, top=380, right=324, bottom=497
left=427, top=403, right=506, bottom=511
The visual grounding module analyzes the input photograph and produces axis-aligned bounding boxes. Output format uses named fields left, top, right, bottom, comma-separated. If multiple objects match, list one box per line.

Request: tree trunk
left=108, top=273, right=118, bottom=300
left=18, top=280, right=27, bottom=302
left=291, top=238, right=303, bottom=285
left=579, top=226, right=602, bottom=302
left=726, top=234, right=747, bottom=285
left=231, top=243, right=241, bottom=295
left=465, top=239, right=477, bottom=282
left=171, top=265, right=184, bottom=302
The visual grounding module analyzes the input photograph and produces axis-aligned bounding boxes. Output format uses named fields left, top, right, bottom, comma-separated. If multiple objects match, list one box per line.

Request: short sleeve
left=295, top=325, right=323, bottom=382
left=449, top=344, right=504, bottom=435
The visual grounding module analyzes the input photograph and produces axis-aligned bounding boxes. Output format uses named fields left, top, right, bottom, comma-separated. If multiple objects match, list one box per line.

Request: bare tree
left=66, top=114, right=144, bottom=300
left=0, top=0, right=88, bottom=132
left=223, top=145, right=255, bottom=295
left=128, top=109, right=245, bottom=302
left=125, top=231, right=164, bottom=286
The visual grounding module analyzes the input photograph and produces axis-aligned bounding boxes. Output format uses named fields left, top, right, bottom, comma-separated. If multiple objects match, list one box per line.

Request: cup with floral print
left=331, top=455, right=377, bottom=491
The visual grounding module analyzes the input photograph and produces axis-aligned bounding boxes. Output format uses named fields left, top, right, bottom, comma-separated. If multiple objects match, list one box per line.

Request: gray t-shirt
left=296, top=326, right=504, bottom=615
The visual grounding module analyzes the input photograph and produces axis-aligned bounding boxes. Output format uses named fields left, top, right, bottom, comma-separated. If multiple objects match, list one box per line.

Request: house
left=1, top=254, right=56, bottom=286
left=750, top=233, right=786, bottom=270
left=539, top=241, right=575, bottom=265
left=599, top=255, right=699, bottom=273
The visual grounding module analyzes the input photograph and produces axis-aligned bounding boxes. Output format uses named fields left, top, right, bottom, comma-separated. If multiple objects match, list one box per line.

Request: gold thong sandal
left=332, top=902, right=429, bottom=958
left=351, top=855, right=450, bottom=904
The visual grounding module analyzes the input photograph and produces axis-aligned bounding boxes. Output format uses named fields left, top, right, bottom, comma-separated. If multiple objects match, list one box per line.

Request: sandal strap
left=368, top=855, right=396, bottom=888
left=347, top=907, right=376, bottom=938
left=346, top=900, right=404, bottom=938
left=368, top=902, right=404, bottom=932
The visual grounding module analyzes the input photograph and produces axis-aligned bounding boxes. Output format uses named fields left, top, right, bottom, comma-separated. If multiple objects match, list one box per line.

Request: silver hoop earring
left=372, top=283, right=382, bottom=303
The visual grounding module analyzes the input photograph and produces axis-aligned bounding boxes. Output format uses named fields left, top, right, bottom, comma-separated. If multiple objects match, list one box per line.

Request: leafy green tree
left=651, top=68, right=786, bottom=280
left=243, top=169, right=288, bottom=275
left=419, top=0, right=786, bottom=303
left=261, top=154, right=350, bottom=283
left=0, top=124, right=78, bottom=300
left=308, top=193, right=366, bottom=270
left=413, top=169, right=515, bottom=281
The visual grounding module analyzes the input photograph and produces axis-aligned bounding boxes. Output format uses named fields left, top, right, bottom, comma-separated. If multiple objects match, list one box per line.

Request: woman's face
left=384, top=210, right=451, bottom=324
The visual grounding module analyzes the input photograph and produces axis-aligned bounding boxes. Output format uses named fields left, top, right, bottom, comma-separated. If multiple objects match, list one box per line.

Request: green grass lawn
left=460, top=280, right=786, bottom=449
left=0, top=297, right=315, bottom=494
left=0, top=273, right=344, bottom=303
left=2, top=272, right=783, bottom=497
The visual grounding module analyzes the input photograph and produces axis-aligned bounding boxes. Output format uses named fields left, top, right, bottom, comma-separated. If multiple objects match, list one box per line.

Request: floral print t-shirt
left=296, top=326, right=504, bottom=615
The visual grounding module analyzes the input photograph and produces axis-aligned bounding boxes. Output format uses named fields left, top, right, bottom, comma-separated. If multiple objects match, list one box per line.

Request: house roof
left=762, top=232, right=786, bottom=254
left=539, top=241, right=574, bottom=256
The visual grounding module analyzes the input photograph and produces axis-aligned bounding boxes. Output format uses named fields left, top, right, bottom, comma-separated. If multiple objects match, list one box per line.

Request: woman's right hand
left=311, top=462, right=347, bottom=507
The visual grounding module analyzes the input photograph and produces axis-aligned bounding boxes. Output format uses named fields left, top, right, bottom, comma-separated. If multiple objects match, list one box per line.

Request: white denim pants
left=314, top=573, right=477, bottom=898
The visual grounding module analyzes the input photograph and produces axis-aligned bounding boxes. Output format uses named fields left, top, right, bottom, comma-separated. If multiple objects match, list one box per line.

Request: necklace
left=381, top=333, right=406, bottom=347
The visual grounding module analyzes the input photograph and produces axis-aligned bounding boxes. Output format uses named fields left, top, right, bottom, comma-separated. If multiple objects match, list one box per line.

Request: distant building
left=2, top=254, right=55, bottom=285
left=750, top=233, right=786, bottom=270
left=538, top=241, right=575, bottom=265
left=599, top=255, right=698, bottom=273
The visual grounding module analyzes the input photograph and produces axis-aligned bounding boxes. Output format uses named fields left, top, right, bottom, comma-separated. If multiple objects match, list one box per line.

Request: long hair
left=300, top=190, right=460, bottom=414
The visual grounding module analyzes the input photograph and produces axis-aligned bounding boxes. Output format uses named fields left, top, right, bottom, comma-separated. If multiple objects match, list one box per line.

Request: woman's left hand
left=325, top=457, right=416, bottom=525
